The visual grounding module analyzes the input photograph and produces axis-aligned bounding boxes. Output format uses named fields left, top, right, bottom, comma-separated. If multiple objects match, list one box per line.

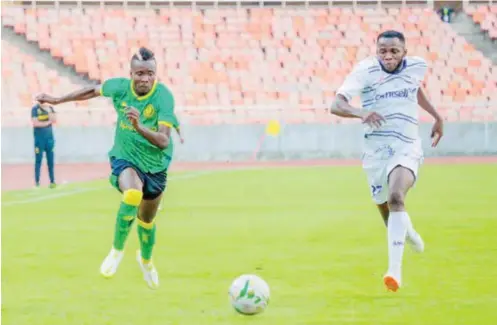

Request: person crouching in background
left=31, top=102, right=57, bottom=189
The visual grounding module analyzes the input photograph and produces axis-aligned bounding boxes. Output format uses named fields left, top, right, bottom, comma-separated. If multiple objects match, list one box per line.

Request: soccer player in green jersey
left=35, top=47, right=177, bottom=289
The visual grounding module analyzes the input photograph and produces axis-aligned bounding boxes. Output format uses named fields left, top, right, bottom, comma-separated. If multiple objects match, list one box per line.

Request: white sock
left=404, top=214, right=416, bottom=238
left=387, top=211, right=410, bottom=278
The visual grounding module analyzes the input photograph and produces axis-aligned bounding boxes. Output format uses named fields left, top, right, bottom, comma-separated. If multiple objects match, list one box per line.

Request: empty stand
left=466, top=5, right=497, bottom=39
left=2, top=4, right=496, bottom=126
left=1, top=40, right=114, bottom=127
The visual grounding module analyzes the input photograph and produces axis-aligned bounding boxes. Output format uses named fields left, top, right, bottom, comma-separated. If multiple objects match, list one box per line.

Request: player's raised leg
left=135, top=192, right=162, bottom=289
left=384, top=165, right=418, bottom=291
left=100, top=166, right=143, bottom=278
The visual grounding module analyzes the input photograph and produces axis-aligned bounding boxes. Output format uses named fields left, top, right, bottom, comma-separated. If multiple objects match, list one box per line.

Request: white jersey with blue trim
left=336, top=56, right=428, bottom=158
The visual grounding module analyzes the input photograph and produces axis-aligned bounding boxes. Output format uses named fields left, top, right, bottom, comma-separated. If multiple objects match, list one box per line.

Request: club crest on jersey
left=143, top=104, right=155, bottom=119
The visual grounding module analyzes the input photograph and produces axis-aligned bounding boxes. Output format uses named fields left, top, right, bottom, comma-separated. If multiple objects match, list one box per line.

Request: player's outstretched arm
left=35, top=85, right=102, bottom=106
left=126, top=107, right=170, bottom=149
left=417, top=88, right=444, bottom=147
left=331, top=95, right=385, bottom=128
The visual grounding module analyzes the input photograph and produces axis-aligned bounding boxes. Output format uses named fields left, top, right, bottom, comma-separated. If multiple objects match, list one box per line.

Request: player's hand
left=126, top=106, right=140, bottom=129
left=179, top=136, right=185, bottom=144
left=35, top=93, right=60, bottom=105
left=361, top=112, right=386, bottom=128
left=431, top=118, right=444, bottom=147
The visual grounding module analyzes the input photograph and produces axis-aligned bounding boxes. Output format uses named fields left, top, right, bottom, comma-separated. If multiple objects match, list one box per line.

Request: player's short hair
left=131, top=47, right=155, bottom=62
left=377, top=30, right=406, bottom=44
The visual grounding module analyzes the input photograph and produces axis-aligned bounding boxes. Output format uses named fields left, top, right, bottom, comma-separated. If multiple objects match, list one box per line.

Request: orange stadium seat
left=1, top=40, right=111, bottom=127
left=466, top=5, right=497, bottom=39
left=1, top=4, right=496, bottom=126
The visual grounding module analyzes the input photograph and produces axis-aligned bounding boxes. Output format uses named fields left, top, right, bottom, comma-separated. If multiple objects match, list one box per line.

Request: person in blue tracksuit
left=31, top=102, right=57, bottom=188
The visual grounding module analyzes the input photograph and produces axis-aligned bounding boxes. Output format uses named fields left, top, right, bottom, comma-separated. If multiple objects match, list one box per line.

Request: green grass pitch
left=2, top=164, right=497, bottom=325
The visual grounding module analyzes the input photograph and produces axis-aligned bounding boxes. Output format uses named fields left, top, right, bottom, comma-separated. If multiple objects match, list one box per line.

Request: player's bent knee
left=388, top=191, right=404, bottom=208
left=123, top=189, right=143, bottom=206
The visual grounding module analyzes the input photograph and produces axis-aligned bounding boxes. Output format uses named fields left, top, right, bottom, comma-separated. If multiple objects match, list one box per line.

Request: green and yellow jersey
left=100, top=78, right=178, bottom=173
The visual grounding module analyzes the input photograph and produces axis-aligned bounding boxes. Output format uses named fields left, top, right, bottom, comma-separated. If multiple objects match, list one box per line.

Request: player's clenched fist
left=361, top=111, right=386, bottom=128
left=125, top=106, right=141, bottom=128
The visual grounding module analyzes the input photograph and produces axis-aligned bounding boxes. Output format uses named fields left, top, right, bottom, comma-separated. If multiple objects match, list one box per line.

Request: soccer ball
left=228, top=274, right=270, bottom=315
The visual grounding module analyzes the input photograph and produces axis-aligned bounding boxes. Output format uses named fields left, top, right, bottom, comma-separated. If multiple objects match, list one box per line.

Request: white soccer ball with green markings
left=229, top=274, right=270, bottom=315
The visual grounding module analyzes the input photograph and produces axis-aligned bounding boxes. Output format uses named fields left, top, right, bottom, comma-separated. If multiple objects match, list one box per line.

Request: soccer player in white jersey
left=330, top=30, right=444, bottom=292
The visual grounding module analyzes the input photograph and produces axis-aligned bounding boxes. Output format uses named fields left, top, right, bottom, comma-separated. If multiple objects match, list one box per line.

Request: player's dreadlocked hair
left=131, top=47, right=155, bottom=62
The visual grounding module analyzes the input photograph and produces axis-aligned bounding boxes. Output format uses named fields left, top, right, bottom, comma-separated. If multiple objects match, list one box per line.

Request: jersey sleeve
left=31, top=105, right=39, bottom=118
left=336, top=60, right=369, bottom=101
left=100, top=78, right=128, bottom=99
left=157, top=87, right=177, bottom=129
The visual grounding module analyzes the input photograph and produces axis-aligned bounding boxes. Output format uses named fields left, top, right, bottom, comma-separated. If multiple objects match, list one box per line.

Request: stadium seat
left=1, top=4, right=496, bottom=126
left=1, top=40, right=111, bottom=127
left=466, top=5, right=497, bottom=39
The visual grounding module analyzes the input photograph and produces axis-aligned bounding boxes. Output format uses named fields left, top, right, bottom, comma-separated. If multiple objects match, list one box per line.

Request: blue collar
left=378, top=58, right=406, bottom=75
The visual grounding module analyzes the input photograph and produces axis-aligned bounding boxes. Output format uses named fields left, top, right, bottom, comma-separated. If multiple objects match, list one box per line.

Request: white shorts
left=362, top=154, right=423, bottom=204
